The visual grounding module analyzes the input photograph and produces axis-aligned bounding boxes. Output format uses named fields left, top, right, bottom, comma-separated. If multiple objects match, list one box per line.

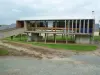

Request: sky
left=0, top=0, right=100, bottom=24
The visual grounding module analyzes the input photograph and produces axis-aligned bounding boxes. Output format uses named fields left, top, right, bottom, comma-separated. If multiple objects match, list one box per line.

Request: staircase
left=0, top=28, right=25, bottom=39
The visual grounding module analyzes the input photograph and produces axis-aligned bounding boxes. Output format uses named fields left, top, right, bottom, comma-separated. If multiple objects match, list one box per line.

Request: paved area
left=0, top=55, right=100, bottom=75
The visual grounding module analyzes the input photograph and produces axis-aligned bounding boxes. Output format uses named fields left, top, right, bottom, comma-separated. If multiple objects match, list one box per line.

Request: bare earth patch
left=0, top=40, right=100, bottom=59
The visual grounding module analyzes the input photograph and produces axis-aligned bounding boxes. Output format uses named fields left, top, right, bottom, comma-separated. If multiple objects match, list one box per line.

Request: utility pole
left=92, top=11, right=95, bottom=43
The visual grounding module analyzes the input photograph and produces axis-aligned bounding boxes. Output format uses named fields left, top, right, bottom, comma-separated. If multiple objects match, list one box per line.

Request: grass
left=31, top=42, right=97, bottom=51
left=0, top=48, right=9, bottom=55
left=4, top=35, right=97, bottom=51
left=94, top=36, right=100, bottom=41
left=45, top=35, right=75, bottom=41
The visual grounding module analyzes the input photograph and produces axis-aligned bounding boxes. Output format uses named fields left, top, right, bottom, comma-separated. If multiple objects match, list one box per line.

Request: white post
left=75, top=20, right=77, bottom=33
left=24, top=21, right=27, bottom=31
left=83, top=20, right=85, bottom=33
left=68, top=20, right=70, bottom=38
left=79, top=20, right=81, bottom=33
left=87, top=19, right=89, bottom=33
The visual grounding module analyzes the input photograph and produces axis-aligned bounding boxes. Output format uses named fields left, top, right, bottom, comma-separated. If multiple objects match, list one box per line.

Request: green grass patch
left=46, top=35, right=75, bottom=41
left=94, top=36, right=100, bottom=41
left=31, top=42, right=97, bottom=51
left=0, top=48, right=9, bottom=55
left=4, top=35, right=97, bottom=51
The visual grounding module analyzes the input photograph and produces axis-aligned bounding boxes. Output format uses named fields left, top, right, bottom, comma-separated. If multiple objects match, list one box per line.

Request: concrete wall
left=27, top=33, right=43, bottom=42
left=94, top=32, right=99, bottom=36
left=75, top=35, right=90, bottom=44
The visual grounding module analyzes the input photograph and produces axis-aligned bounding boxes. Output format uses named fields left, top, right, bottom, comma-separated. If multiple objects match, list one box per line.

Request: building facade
left=16, top=17, right=95, bottom=44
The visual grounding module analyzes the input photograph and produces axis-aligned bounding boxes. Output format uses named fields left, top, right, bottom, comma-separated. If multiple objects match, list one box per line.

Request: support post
left=54, top=34, right=56, bottom=44
left=68, top=20, right=70, bottom=36
left=24, top=21, right=27, bottom=31
left=35, top=21, right=37, bottom=31
left=45, top=33, right=47, bottom=44
left=87, top=19, right=89, bottom=33
left=75, top=20, right=77, bottom=33
left=79, top=20, right=81, bottom=33
left=72, top=20, right=74, bottom=34
left=55, top=21, right=57, bottom=44
left=83, top=20, right=85, bottom=33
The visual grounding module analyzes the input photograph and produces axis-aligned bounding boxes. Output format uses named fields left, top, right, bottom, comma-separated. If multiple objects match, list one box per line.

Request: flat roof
left=18, top=16, right=94, bottom=21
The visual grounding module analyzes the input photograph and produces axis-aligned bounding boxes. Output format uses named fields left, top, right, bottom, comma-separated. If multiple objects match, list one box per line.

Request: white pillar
left=87, top=19, right=89, bottom=33
left=79, top=20, right=81, bottom=33
left=83, top=20, right=85, bottom=33
left=24, top=21, right=27, bottom=31
left=68, top=20, right=70, bottom=34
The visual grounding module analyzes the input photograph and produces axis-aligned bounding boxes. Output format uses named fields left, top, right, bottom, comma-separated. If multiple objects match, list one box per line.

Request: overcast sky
left=0, top=0, right=100, bottom=24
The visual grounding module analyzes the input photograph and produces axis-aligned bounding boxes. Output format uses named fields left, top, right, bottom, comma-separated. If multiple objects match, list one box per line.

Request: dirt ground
left=0, top=40, right=100, bottom=59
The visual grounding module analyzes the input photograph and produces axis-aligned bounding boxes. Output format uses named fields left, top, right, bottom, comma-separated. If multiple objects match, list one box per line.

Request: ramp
left=0, top=28, right=25, bottom=39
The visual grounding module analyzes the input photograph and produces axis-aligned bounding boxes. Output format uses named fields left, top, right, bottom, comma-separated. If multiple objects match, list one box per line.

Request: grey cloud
left=0, top=0, right=100, bottom=24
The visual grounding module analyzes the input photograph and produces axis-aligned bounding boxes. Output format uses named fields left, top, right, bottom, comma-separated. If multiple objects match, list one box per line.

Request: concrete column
left=24, top=21, right=27, bottom=31
left=54, top=34, right=56, bottom=44
left=83, top=20, right=85, bottom=33
left=87, top=19, right=89, bottom=33
left=55, top=21, right=57, bottom=32
left=44, top=21, right=46, bottom=32
left=79, top=20, right=81, bottom=33
left=75, top=20, right=77, bottom=33
left=68, top=20, right=70, bottom=34
left=45, top=33, right=47, bottom=44
left=27, top=33, right=33, bottom=42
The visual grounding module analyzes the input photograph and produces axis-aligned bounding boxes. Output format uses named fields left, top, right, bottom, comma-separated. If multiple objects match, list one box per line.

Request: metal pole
left=92, top=11, right=95, bottom=43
